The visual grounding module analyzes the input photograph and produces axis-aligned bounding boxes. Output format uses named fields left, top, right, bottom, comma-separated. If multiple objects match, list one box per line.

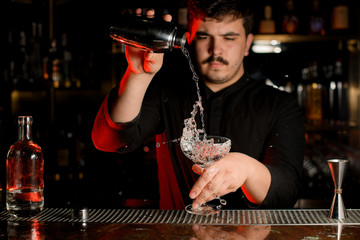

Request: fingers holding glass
left=181, top=135, right=231, bottom=215
left=190, top=166, right=218, bottom=200
left=191, top=174, right=227, bottom=211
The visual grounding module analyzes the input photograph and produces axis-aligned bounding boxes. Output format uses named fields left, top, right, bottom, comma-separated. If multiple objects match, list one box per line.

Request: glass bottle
left=304, top=61, right=323, bottom=125
left=177, top=0, right=188, bottom=27
left=49, top=39, right=62, bottom=88
left=282, top=0, right=299, bottom=34
left=6, top=116, right=44, bottom=217
left=110, top=15, right=187, bottom=52
left=334, top=58, right=349, bottom=125
left=259, top=5, right=276, bottom=34
left=331, top=0, right=349, bottom=34
left=309, top=0, right=325, bottom=35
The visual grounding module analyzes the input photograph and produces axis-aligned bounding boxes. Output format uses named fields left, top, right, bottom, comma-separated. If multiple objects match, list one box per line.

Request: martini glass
left=180, top=134, right=231, bottom=216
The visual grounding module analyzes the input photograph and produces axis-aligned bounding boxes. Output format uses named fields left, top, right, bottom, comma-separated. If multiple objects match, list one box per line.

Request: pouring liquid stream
left=181, top=47, right=207, bottom=142
left=156, top=47, right=205, bottom=147
left=155, top=47, right=228, bottom=207
left=181, top=48, right=227, bottom=206
left=156, top=47, right=206, bottom=146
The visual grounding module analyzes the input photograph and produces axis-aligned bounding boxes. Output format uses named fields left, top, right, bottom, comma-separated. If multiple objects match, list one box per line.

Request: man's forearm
left=110, top=68, right=154, bottom=123
left=241, top=156, right=271, bottom=205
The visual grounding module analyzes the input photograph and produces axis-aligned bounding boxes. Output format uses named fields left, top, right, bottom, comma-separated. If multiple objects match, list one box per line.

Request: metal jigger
left=328, top=159, right=349, bottom=220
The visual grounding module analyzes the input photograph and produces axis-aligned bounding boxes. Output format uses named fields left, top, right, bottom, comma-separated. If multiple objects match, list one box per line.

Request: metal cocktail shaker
left=110, top=16, right=187, bottom=52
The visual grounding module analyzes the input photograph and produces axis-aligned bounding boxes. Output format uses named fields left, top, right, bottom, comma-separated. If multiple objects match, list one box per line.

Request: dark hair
left=187, top=0, right=254, bottom=36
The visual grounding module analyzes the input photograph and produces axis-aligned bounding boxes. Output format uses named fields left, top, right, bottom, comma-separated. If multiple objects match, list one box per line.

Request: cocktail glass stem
left=213, top=189, right=227, bottom=207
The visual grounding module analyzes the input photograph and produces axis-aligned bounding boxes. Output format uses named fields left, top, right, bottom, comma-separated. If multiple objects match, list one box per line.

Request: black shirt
left=93, top=54, right=305, bottom=209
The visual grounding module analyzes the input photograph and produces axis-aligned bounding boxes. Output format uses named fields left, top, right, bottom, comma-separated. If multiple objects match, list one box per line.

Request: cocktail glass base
left=185, top=203, right=221, bottom=216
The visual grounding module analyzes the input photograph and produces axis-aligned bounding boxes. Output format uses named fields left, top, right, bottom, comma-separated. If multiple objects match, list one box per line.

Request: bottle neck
left=18, top=116, right=32, bottom=141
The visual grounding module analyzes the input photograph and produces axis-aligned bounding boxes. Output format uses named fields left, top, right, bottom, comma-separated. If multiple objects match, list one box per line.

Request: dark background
left=1, top=0, right=360, bottom=210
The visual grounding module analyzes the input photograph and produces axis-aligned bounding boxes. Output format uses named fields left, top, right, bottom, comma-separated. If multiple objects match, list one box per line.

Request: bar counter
left=1, top=208, right=360, bottom=239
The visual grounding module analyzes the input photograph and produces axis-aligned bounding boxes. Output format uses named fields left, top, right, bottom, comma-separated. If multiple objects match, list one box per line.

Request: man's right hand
left=124, top=8, right=172, bottom=76
left=125, top=45, right=164, bottom=76
left=109, top=8, right=173, bottom=123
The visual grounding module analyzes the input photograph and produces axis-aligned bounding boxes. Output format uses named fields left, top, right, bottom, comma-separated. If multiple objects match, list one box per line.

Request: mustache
left=202, top=56, right=229, bottom=65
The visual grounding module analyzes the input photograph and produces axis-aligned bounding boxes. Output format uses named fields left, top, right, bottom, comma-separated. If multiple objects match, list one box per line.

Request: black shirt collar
left=203, top=73, right=251, bottom=101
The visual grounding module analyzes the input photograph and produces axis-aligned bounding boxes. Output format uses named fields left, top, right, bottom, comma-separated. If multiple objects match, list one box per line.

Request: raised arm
left=92, top=9, right=171, bottom=151
left=110, top=46, right=164, bottom=123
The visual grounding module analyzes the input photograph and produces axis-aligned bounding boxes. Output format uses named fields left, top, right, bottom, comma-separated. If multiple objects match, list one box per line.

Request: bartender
left=92, top=0, right=305, bottom=210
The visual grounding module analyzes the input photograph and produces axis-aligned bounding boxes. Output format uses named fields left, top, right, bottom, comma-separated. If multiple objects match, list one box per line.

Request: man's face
left=188, top=15, right=253, bottom=92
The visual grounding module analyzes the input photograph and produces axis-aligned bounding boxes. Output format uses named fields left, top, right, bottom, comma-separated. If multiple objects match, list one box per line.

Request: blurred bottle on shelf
left=321, top=62, right=334, bottom=124
left=334, top=58, right=349, bottom=125
left=296, top=80, right=306, bottom=115
left=12, top=30, right=29, bottom=89
left=28, top=22, right=44, bottom=89
left=177, top=0, right=188, bottom=28
left=42, top=50, right=50, bottom=82
left=282, top=0, right=299, bottom=34
left=43, top=34, right=77, bottom=89
left=61, top=33, right=73, bottom=88
left=300, top=66, right=310, bottom=119
left=331, top=0, right=349, bottom=34
left=328, top=61, right=338, bottom=125
left=259, top=5, right=276, bottom=34
left=309, top=0, right=325, bottom=35
left=6, top=116, right=44, bottom=218
left=304, top=61, right=323, bottom=125
left=299, top=57, right=350, bottom=127
left=49, top=39, right=62, bottom=88
left=8, top=22, right=49, bottom=90
left=19, top=31, right=29, bottom=87
left=7, top=30, right=16, bottom=89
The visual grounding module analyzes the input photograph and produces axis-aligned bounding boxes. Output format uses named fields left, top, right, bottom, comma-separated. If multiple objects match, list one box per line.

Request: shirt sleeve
left=91, top=84, right=162, bottom=153
left=260, top=93, right=305, bottom=208
left=91, top=87, right=136, bottom=152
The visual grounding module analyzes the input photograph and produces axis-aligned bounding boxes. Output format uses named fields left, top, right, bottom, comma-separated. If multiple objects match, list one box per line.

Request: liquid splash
left=157, top=47, right=231, bottom=167
left=156, top=47, right=206, bottom=148
left=180, top=47, right=230, bottom=215
left=181, top=47, right=206, bottom=135
left=156, top=138, right=181, bottom=148
left=179, top=48, right=231, bottom=168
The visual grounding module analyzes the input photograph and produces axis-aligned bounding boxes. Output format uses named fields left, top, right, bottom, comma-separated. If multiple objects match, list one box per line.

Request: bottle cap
left=264, top=5, right=272, bottom=20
